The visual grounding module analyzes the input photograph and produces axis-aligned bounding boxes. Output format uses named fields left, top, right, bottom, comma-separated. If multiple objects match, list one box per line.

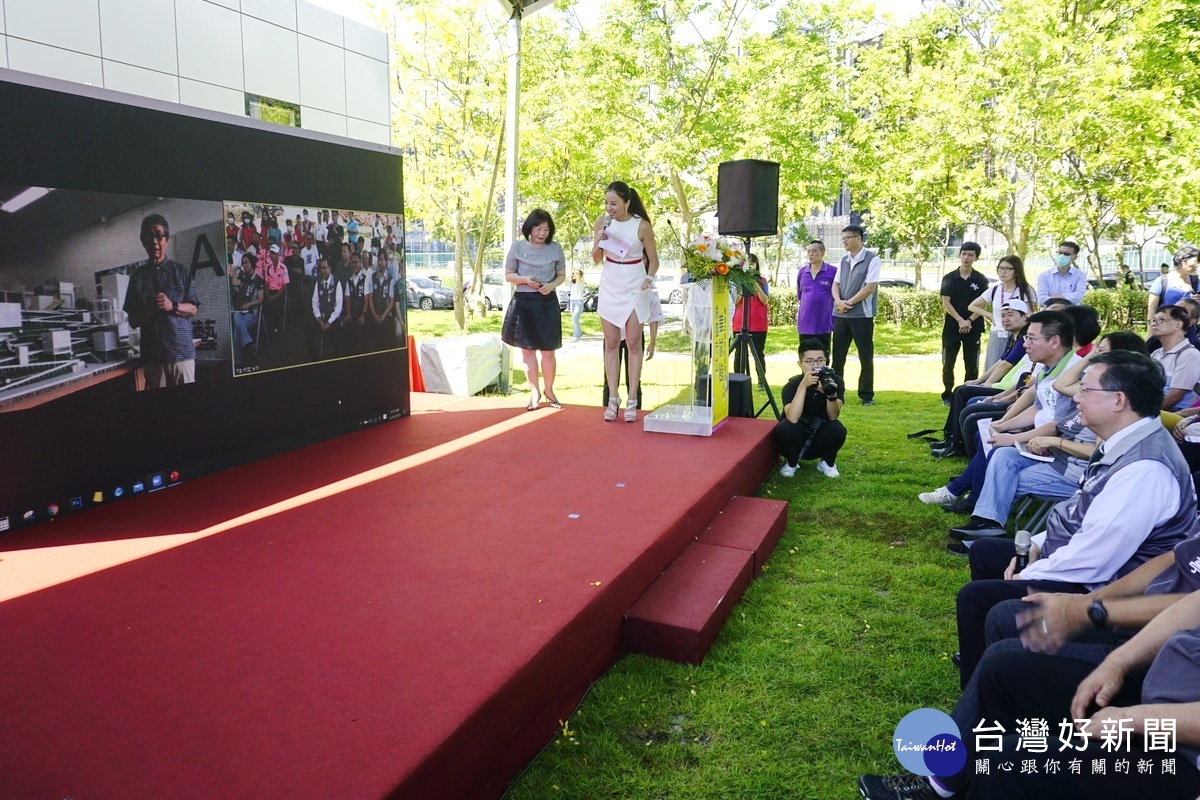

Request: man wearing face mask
left=1037, top=240, right=1087, bottom=305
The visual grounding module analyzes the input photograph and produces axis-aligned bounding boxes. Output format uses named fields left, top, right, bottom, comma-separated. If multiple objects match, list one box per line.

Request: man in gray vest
left=831, top=224, right=881, bottom=405
left=953, top=350, right=1196, bottom=687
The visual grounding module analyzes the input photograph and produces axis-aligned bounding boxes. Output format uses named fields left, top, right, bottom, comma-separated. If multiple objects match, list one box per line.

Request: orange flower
left=715, top=262, right=729, bottom=275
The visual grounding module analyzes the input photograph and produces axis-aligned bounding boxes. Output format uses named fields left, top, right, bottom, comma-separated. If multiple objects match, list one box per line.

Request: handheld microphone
left=1014, top=530, right=1032, bottom=573
left=603, top=214, right=613, bottom=229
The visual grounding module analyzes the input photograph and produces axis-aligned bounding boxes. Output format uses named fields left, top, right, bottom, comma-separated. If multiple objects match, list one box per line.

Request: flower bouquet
left=681, top=232, right=761, bottom=295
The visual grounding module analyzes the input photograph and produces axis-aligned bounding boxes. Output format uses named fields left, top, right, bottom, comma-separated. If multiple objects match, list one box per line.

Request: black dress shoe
left=946, top=540, right=970, bottom=555
left=951, top=651, right=962, bottom=667
left=950, top=517, right=1008, bottom=541
left=931, top=446, right=964, bottom=459
left=943, top=497, right=975, bottom=515
left=928, top=439, right=949, bottom=449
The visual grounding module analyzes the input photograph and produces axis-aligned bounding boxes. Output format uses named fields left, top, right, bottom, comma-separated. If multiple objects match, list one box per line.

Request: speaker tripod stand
left=728, top=238, right=779, bottom=420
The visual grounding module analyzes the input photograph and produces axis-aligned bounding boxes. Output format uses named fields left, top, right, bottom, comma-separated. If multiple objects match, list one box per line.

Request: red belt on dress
left=604, top=257, right=643, bottom=265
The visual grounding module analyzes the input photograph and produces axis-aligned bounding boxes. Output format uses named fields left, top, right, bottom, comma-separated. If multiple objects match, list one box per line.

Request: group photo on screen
left=0, top=186, right=230, bottom=414
left=225, top=202, right=407, bottom=377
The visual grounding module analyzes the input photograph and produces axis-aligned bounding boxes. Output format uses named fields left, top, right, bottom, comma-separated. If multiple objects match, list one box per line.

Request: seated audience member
left=1147, top=244, right=1199, bottom=319
left=858, top=585, right=1200, bottom=800
left=1148, top=304, right=1200, bottom=412
left=948, top=404, right=1095, bottom=542
left=256, top=243, right=290, bottom=334
left=230, top=252, right=264, bottom=354
left=1051, top=331, right=1149, bottom=398
left=932, top=300, right=1030, bottom=457
left=1042, top=297, right=1072, bottom=311
left=954, top=350, right=1195, bottom=688
left=920, top=312, right=1076, bottom=518
left=307, top=258, right=343, bottom=360
left=775, top=339, right=846, bottom=479
left=1061, top=302, right=1101, bottom=357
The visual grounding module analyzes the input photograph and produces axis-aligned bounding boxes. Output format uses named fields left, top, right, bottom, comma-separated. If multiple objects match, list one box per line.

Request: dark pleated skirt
left=501, top=291, right=562, bottom=351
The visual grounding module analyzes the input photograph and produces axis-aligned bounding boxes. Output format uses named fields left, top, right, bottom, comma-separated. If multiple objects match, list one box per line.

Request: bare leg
left=521, top=348, right=540, bottom=407
left=601, top=319, right=623, bottom=399
left=540, top=350, right=557, bottom=399
left=624, top=315, right=645, bottom=403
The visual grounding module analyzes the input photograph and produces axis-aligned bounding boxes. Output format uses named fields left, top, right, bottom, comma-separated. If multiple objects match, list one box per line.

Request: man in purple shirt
left=796, top=240, right=837, bottom=356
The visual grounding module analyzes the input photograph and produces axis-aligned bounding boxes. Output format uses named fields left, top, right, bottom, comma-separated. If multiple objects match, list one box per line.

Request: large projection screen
left=0, top=71, right=407, bottom=534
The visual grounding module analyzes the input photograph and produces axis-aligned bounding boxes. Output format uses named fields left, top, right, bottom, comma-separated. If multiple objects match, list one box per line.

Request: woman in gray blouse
left=502, top=209, right=567, bottom=409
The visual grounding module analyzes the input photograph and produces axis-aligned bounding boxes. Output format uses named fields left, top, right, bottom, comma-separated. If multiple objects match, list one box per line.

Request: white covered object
left=419, top=334, right=511, bottom=396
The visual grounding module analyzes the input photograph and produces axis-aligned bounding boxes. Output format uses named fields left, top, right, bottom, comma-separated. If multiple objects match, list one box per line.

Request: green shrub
left=767, top=288, right=799, bottom=328
left=876, top=288, right=944, bottom=327
left=1083, top=287, right=1148, bottom=331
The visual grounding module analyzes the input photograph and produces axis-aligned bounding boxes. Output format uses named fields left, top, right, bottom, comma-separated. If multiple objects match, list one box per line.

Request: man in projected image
left=123, top=214, right=200, bottom=388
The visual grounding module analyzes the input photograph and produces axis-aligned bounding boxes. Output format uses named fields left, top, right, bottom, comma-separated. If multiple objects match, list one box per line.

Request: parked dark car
left=406, top=276, right=455, bottom=310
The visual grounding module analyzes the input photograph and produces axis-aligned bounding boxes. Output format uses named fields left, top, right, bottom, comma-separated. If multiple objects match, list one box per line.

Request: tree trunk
left=454, top=200, right=466, bottom=331
left=471, top=116, right=506, bottom=320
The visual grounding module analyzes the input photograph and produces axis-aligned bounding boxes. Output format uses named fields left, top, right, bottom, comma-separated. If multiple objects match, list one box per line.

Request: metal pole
left=503, top=7, right=521, bottom=282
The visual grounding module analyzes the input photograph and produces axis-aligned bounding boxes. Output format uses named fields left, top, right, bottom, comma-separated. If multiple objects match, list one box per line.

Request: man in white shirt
left=1036, top=240, right=1087, bottom=305
left=300, top=232, right=320, bottom=281
left=308, top=258, right=343, bottom=359
left=953, top=350, right=1196, bottom=687
left=831, top=224, right=882, bottom=405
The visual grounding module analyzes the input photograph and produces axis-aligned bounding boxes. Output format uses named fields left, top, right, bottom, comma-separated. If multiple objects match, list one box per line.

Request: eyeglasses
left=801, top=358, right=827, bottom=367
left=1150, top=317, right=1177, bottom=326
left=142, top=231, right=168, bottom=242
left=1077, top=385, right=1118, bottom=395
left=996, top=266, right=1015, bottom=272
left=1024, top=334, right=1049, bottom=342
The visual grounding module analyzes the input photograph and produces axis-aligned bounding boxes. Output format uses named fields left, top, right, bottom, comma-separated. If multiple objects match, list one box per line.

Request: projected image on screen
left=225, top=202, right=406, bottom=377
left=0, top=186, right=230, bottom=413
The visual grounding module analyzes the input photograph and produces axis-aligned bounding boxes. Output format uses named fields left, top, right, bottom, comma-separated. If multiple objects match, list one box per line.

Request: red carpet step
left=623, top=496, right=787, bottom=664
left=697, top=495, right=788, bottom=575
left=623, top=541, right=754, bottom=665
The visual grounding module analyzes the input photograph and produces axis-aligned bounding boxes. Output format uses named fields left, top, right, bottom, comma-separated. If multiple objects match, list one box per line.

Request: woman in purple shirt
left=796, top=240, right=838, bottom=356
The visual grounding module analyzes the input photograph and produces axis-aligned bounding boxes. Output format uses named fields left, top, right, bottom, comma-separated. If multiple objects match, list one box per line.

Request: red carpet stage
left=0, top=394, right=776, bottom=799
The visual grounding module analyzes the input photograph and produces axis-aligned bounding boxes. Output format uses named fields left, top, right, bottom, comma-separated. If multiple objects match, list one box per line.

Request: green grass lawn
left=406, top=310, right=969, bottom=799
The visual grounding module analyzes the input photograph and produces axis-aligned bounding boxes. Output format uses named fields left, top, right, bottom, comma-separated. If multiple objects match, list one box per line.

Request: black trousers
left=962, top=649, right=1199, bottom=800
left=942, top=322, right=983, bottom=400
left=944, top=385, right=1003, bottom=449
left=956, top=537, right=1089, bottom=688
left=797, top=332, right=831, bottom=357
left=774, top=417, right=847, bottom=467
left=832, top=317, right=874, bottom=401
left=962, top=402, right=1012, bottom=459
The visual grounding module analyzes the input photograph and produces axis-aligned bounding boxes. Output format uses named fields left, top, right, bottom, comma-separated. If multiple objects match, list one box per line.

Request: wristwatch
left=1087, top=600, right=1108, bottom=628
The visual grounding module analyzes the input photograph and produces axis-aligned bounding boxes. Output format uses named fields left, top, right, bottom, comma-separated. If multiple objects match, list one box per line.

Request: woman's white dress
left=597, top=215, right=651, bottom=327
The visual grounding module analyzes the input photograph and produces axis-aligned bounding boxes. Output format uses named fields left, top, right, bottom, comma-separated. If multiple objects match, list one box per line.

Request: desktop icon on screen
left=47, top=504, right=59, bottom=517
left=150, top=474, right=163, bottom=489
left=92, top=491, right=104, bottom=503
left=70, top=497, right=83, bottom=510
left=132, top=482, right=145, bottom=493
left=0, top=516, right=9, bottom=532
left=114, top=487, right=124, bottom=498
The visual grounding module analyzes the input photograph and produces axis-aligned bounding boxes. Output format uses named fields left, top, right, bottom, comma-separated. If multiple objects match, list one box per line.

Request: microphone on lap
left=1014, top=530, right=1032, bottom=574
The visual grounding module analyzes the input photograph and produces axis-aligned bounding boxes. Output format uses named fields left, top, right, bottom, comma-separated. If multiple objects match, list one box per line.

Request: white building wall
left=0, top=0, right=391, bottom=146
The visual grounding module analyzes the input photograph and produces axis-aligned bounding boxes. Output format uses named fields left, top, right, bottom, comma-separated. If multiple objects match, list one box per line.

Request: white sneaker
left=918, top=486, right=957, bottom=505
left=816, top=461, right=839, bottom=478
left=779, top=463, right=798, bottom=478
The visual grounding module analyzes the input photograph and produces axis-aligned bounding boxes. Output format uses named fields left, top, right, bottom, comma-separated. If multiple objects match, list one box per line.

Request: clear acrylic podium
left=643, top=277, right=730, bottom=436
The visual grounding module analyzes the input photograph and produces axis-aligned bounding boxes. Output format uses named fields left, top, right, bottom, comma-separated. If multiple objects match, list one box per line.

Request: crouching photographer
left=775, top=338, right=847, bottom=478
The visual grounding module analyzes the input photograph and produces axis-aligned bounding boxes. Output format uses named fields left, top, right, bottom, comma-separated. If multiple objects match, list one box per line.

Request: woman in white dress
left=592, top=181, right=660, bottom=422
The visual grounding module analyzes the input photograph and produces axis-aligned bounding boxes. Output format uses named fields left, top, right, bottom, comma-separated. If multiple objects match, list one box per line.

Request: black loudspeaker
left=718, top=160, right=780, bottom=238
left=728, top=373, right=754, bottom=417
